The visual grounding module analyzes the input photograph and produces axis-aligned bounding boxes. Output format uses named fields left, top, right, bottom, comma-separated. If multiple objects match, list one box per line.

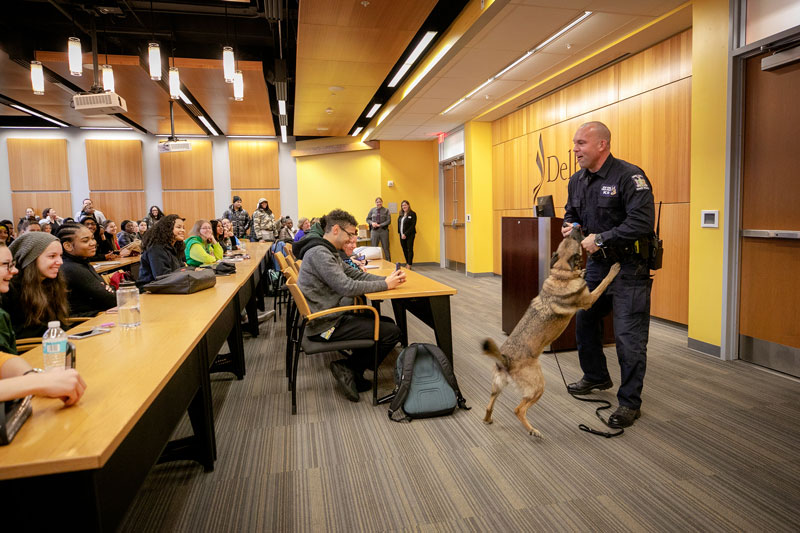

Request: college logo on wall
left=532, top=133, right=580, bottom=199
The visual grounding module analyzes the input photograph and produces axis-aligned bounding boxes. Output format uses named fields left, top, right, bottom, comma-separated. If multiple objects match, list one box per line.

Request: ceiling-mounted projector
left=72, top=92, right=127, bottom=114
left=158, top=138, right=192, bottom=153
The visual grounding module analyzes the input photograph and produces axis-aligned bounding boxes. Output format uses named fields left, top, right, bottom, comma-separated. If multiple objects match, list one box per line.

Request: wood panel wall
left=160, top=140, right=214, bottom=226
left=228, top=140, right=281, bottom=217
left=491, top=30, right=692, bottom=324
left=85, top=140, right=146, bottom=224
left=7, top=139, right=70, bottom=223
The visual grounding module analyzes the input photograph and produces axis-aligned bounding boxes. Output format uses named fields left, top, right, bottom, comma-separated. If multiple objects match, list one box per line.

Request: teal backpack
left=388, top=343, right=470, bottom=422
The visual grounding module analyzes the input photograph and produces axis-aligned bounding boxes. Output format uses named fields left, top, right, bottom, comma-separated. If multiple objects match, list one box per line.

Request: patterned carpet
left=119, top=266, right=800, bottom=532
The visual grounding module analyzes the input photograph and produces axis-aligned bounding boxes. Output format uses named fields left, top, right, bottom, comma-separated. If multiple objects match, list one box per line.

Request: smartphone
left=395, top=262, right=401, bottom=271
left=68, top=327, right=111, bottom=340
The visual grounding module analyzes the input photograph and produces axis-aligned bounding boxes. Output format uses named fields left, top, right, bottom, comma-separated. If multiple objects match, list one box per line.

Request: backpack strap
left=388, top=344, right=418, bottom=422
left=424, top=344, right=471, bottom=411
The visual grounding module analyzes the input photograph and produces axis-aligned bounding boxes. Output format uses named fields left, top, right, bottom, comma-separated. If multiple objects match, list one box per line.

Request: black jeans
left=310, top=313, right=401, bottom=375
left=575, top=258, right=652, bottom=409
left=400, top=233, right=415, bottom=266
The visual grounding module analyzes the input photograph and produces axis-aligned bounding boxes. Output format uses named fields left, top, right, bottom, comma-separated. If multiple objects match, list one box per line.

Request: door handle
left=742, top=229, right=800, bottom=239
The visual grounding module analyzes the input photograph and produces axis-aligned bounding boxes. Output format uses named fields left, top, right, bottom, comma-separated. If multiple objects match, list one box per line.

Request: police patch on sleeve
left=631, top=175, right=649, bottom=191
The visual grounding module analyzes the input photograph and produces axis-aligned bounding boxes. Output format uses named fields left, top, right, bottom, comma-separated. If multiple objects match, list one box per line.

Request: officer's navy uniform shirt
left=564, top=153, right=655, bottom=248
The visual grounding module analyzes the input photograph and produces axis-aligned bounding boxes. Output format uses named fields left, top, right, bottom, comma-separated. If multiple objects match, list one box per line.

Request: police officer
left=562, top=121, right=655, bottom=428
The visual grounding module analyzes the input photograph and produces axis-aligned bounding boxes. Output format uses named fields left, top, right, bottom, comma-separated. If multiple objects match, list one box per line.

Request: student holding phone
left=57, top=223, right=117, bottom=317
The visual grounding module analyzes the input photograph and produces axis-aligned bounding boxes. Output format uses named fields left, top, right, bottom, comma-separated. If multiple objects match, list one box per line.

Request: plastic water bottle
left=42, top=321, right=68, bottom=370
left=117, top=281, right=141, bottom=328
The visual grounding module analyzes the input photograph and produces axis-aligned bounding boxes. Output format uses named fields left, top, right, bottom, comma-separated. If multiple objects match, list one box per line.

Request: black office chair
left=284, top=275, right=381, bottom=414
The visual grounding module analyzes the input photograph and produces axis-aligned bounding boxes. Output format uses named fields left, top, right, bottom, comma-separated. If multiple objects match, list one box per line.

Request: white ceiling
left=369, top=0, right=691, bottom=141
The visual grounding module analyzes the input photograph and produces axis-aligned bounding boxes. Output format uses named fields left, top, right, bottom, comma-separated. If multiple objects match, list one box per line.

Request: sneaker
left=354, top=375, right=372, bottom=393
left=329, top=361, right=359, bottom=402
left=567, top=377, right=613, bottom=395
left=608, top=406, right=641, bottom=428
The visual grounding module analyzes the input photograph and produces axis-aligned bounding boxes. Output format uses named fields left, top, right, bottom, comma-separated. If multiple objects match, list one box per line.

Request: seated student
left=57, top=223, right=117, bottom=317
left=293, top=217, right=311, bottom=242
left=143, top=205, right=164, bottom=229
left=116, top=220, right=140, bottom=248
left=4, top=232, right=70, bottom=339
left=0, top=242, right=87, bottom=403
left=294, top=218, right=326, bottom=259
left=211, top=219, right=229, bottom=252
left=0, top=220, right=14, bottom=245
left=40, top=207, right=63, bottom=235
left=278, top=216, right=295, bottom=242
left=40, top=222, right=52, bottom=234
left=80, top=215, right=115, bottom=261
left=19, top=207, right=37, bottom=226
left=75, top=198, right=106, bottom=224
left=137, top=220, right=148, bottom=237
left=184, top=220, right=224, bottom=267
left=339, top=234, right=367, bottom=272
left=138, top=214, right=186, bottom=285
left=221, top=218, right=241, bottom=250
left=297, top=209, right=406, bottom=402
left=20, top=217, right=41, bottom=233
left=0, top=222, right=12, bottom=247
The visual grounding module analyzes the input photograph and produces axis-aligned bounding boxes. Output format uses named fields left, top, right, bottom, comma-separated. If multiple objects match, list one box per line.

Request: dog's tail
left=482, top=339, right=509, bottom=369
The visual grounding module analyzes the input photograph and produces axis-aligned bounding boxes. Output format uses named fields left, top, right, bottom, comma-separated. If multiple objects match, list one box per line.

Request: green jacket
left=184, top=235, right=224, bottom=267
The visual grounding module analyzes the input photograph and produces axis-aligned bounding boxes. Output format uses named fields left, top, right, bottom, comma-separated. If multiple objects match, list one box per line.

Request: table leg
left=245, top=278, right=259, bottom=338
left=390, top=299, right=409, bottom=347
left=428, top=295, right=454, bottom=365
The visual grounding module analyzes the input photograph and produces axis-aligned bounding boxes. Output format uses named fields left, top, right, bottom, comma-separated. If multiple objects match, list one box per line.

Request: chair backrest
left=275, top=250, right=289, bottom=271
left=286, top=254, right=299, bottom=274
left=284, top=242, right=295, bottom=260
left=285, top=274, right=311, bottom=319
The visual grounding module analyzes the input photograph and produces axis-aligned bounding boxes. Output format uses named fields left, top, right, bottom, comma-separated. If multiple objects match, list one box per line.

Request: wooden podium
left=501, top=216, right=614, bottom=351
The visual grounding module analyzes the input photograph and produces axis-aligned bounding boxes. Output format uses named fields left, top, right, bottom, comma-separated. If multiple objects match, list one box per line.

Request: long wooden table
left=0, top=243, right=269, bottom=531
left=364, top=261, right=457, bottom=403
left=91, top=255, right=141, bottom=275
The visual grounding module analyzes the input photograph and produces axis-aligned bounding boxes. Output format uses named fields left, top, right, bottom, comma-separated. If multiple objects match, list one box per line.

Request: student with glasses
left=297, top=209, right=406, bottom=402
left=0, top=241, right=87, bottom=405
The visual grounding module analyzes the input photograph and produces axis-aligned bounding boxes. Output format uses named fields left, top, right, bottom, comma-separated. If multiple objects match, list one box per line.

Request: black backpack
left=388, top=343, right=470, bottom=422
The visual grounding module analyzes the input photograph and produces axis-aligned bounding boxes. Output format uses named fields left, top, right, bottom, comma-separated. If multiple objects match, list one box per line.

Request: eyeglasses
left=0, top=260, right=16, bottom=271
left=341, top=226, right=358, bottom=239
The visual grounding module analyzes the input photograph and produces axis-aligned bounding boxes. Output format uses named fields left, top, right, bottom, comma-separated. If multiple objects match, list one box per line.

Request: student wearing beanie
left=4, top=232, right=70, bottom=339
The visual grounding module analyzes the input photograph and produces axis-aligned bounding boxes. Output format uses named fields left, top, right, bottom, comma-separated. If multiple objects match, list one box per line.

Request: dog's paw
left=609, top=262, right=621, bottom=276
left=529, top=429, right=543, bottom=438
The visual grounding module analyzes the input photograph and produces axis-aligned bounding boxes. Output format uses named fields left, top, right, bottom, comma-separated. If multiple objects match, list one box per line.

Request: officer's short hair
left=580, top=121, right=611, bottom=144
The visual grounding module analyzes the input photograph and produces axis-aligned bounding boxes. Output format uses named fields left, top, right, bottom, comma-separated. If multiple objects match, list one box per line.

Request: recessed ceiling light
left=317, top=127, right=329, bottom=131
left=325, top=107, right=333, bottom=114
left=329, top=86, right=344, bottom=93
left=361, top=0, right=369, bottom=7
left=352, top=127, right=363, bottom=136
left=388, top=31, right=437, bottom=88
left=365, top=103, right=381, bottom=118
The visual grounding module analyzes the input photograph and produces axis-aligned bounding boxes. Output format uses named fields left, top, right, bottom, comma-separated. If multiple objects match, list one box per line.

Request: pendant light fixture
left=68, top=37, right=82, bottom=76
left=222, top=46, right=235, bottom=83
left=148, top=42, right=161, bottom=80
left=31, top=61, right=45, bottom=95
left=233, top=70, right=244, bottom=101
left=102, top=64, right=115, bottom=92
left=169, top=67, right=180, bottom=99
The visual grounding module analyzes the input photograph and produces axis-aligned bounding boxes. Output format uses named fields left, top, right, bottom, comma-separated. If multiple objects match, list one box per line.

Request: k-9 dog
left=482, top=229, right=620, bottom=437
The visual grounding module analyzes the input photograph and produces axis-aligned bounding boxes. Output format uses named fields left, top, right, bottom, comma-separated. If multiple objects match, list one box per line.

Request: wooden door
left=738, top=52, right=800, bottom=377
left=442, top=159, right=465, bottom=272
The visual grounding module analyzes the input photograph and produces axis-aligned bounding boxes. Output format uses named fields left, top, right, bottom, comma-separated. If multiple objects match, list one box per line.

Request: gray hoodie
left=297, top=240, right=387, bottom=336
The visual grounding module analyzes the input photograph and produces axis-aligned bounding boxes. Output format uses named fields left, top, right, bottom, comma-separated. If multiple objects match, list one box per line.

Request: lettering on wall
left=532, top=133, right=579, bottom=200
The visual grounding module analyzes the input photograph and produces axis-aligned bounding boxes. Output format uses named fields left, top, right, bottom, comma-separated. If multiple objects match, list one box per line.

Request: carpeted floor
left=119, top=266, right=800, bottom=532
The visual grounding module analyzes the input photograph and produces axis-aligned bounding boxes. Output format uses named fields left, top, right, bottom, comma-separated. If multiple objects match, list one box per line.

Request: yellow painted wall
left=296, top=150, right=381, bottom=222
left=464, top=121, right=494, bottom=274
left=379, top=140, right=440, bottom=264
left=687, top=0, right=729, bottom=348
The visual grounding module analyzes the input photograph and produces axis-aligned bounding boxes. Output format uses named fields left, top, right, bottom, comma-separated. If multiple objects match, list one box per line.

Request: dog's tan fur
left=482, top=231, right=620, bottom=437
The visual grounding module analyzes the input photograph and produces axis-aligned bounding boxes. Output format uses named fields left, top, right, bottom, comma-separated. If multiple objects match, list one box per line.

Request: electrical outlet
left=466, top=214, right=471, bottom=222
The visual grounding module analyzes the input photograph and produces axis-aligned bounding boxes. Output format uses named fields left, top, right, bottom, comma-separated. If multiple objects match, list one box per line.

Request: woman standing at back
left=398, top=200, right=417, bottom=270
left=143, top=205, right=165, bottom=229
left=138, top=214, right=187, bottom=285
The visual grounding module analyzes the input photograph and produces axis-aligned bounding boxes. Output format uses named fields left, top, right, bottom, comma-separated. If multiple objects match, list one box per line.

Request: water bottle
left=117, top=281, right=141, bottom=328
left=42, top=321, right=68, bottom=370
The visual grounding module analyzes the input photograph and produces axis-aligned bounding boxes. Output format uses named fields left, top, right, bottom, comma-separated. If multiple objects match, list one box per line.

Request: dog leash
left=551, top=351, right=623, bottom=438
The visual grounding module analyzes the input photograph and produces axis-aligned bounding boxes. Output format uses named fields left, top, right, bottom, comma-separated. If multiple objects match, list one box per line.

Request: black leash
left=551, top=351, right=623, bottom=438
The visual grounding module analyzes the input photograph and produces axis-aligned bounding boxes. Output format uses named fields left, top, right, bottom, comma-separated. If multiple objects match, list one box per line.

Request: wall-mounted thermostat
left=701, top=210, right=719, bottom=228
